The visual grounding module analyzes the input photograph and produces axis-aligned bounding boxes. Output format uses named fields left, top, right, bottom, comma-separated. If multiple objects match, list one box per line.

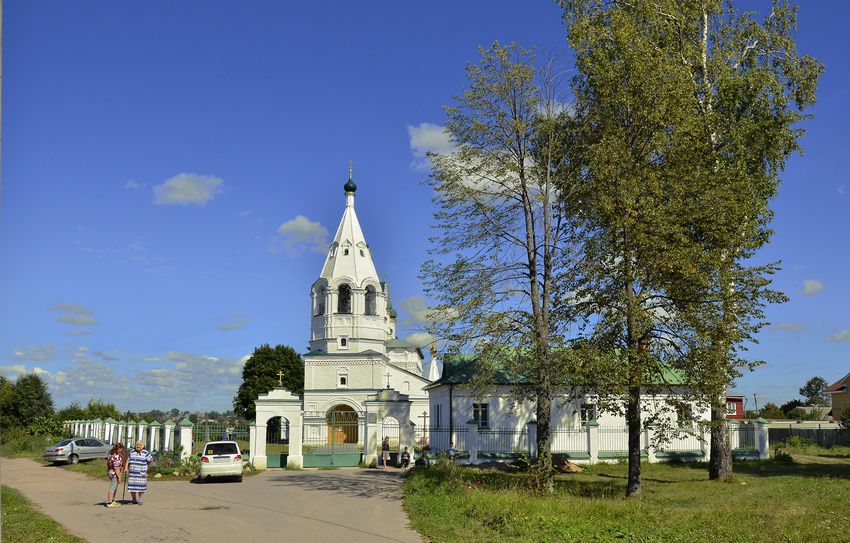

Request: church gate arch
left=303, top=404, right=364, bottom=467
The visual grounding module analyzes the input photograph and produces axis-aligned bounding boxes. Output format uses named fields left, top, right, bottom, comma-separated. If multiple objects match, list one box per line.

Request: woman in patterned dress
left=126, top=440, right=153, bottom=505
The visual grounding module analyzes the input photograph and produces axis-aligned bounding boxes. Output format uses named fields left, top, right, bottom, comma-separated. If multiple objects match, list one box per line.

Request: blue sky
left=1, top=1, right=848, bottom=412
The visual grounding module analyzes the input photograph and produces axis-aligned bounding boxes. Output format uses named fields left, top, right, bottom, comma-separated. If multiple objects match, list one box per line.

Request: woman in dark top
left=381, top=436, right=390, bottom=469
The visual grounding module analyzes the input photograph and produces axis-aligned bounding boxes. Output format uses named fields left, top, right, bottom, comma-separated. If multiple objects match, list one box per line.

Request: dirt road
left=1, top=457, right=422, bottom=543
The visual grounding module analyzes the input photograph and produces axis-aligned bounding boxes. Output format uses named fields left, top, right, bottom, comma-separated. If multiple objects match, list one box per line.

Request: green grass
left=1, top=485, right=84, bottom=543
left=404, top=451, right=850, bottom=543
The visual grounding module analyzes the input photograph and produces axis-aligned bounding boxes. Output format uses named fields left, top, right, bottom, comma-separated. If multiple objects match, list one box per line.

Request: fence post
left=700, top=424, right=710, bottom=462
left=177, top=419, right=194, bottom=459
left=526, top=421, right=538, bottom=459
left=587, top=420, right=599, bottom=464
left=645, top=423, right=658, bottom=463
left=756, top=417, right=769, bottom=460
left=466, top=421, right=479, bottom=465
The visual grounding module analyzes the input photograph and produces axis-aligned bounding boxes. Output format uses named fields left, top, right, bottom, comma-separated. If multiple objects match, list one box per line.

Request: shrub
left=839, top=405, right=850, bottom=430
left=26, top=416, right=65, bottom=436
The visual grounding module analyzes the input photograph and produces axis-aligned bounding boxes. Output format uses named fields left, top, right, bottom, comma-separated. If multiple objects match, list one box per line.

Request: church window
left=340, top=376, right=347, bottom=386
left=365, top=285, right=377, bottom=315
left=339, top=336, right=349, bottom=349
left=344, top=248, right=350, bottom=256
left=433, top=404, right=442, bottom=429
left=337, top=368, right=349, bottom=388
left=402, top=381, right=410, bottom=393
left=338, top=284, right=352, bottom=313
left=315, top=287, right=326, bottom=316
left=580, top=404, right=597, bottom=425
left=472, top=403, right=489, bottom=428
left=360, top=249, right=365, bottom=257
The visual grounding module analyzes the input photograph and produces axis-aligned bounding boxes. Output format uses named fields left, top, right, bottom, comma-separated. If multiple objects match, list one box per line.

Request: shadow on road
left=267, top=470, right=406, bottom=500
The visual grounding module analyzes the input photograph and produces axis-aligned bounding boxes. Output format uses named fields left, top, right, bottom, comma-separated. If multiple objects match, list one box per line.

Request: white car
left=199, top=441, right=244, bottom=482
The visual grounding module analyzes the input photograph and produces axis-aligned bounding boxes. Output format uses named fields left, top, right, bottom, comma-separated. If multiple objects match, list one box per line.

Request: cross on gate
left=385, top=371, right=391, bottom=389
left=277, top=370, right=285, bottom=386
left=420, top=411, right=428, bottom=428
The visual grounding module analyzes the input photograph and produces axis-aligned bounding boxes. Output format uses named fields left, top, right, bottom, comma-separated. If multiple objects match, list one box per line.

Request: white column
left=756, top=417, right=770, bottom=460
left=526, top=421, right=538, bottom=459
left=253, top=424, right=268, bottom=469
left=466, top=421, right=479, bottom=465
left=287, top=414, right=304, bottom=469
left=177, top=421, right=194, bottom=459
left=587, top=421, right=599, bottom=464
left=163, top=423, right=175, bottom=452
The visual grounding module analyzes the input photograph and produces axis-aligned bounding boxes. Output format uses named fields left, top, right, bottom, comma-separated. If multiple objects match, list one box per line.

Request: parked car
left=198, top=441, right=243, bottom=482
left=44, top=438, right=112, bottom=465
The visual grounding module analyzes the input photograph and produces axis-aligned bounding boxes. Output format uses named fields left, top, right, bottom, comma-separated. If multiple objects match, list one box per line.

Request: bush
left=27, top=416, right=65, bottom=436
left=785, top=435, right=814, bottom=448
left=0, top=427, right=62, bottom=458
left=839, top=405, right=850, bottom=430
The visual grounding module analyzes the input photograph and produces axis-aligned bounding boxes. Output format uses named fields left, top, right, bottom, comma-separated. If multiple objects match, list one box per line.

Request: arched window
left=315, top=287, right=325, bottom=316
left=337, top=284, right=352, bottom=314
left=365, top=285, right=377, bottom=315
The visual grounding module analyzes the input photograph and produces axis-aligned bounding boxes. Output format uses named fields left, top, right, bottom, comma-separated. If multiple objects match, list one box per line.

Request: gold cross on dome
left=277, top=370, right=285, bottom=386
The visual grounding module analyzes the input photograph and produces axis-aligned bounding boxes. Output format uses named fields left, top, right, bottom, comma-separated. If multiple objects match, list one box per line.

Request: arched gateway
left=302, top=404, right=364, bottom=467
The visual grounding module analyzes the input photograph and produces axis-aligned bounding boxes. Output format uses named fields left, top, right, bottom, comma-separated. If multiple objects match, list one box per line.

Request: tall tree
left=233, top=344, right=304, bottom=420
left=422, top=42, right=581, bottom=494
left=561, top=0, right=820, bottom=495
left=7, top=373, right=54, bottom=427
left=84, top=399, right=121, bottom=420
left=800, top=376, right=827, bottom=406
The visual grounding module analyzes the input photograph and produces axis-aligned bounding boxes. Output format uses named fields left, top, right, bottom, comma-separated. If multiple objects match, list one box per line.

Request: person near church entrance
left=381, top=436, right=391, bottom=469
left=447, top=441, right=458, bottom=461
left=414, top=451, right=430, bottom=468
left=400, top=447, right=410, bottom=468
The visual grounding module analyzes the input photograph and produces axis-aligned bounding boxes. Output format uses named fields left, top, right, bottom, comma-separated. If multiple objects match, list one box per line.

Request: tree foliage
left=0, top=373, right=55, bottom=429
left=799, top=376, right=827, bottom=406
left=561, top=0, right=821, bottom=494
left=233, top=344, right=304, bottom=420
left=421, top=42, right=582, bottom=494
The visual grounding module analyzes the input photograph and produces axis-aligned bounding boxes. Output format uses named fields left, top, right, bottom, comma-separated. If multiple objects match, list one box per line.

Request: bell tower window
left=315, top=286, right=326, bottom=316
left=365, top=285, right=377, bottom=315
left=337, top=284, right=352, bottom=314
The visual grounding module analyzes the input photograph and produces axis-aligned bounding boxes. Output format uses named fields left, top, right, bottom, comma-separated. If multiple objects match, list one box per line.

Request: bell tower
left=308, top=171, right=398, bottom=354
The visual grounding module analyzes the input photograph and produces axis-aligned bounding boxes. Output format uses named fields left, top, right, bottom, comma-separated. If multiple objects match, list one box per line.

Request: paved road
left=2, top=458, right=422, bottom=543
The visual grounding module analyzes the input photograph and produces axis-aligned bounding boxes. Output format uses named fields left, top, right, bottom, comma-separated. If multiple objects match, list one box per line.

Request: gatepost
left=364, top=388, right=412, bottom=468
left=150, top=421, right=162, bottom=451
left=465, top=420, right=479, bottom=465
left=163, top=420, right=175, bottom=452
left=645, top=423, right=658, bottom=463
left=253, top=387, right=303, bottom=469
left=587, top=419, right=600, bottom=463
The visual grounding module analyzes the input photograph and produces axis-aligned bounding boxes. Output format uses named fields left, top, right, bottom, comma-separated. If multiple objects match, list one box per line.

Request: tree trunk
left=536, top=387, right=554, bottom=494
left=709, top=401, right=732, bottom=480
left=626, top=385, right=642, bottom=497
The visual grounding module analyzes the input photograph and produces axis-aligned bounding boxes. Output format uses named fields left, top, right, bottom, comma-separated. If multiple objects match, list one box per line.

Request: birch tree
left=422, top=43, right=582, bottom=494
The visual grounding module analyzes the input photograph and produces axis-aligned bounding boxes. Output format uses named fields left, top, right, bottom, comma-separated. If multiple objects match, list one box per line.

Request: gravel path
left=1, top=457, right=422, bottom=543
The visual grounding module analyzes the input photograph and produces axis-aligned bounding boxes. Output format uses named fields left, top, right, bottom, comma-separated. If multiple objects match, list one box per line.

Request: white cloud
left=773, top=322, right=807, bottom=333
left=398, top=295, right=432, bottom=327
left=93, top=351, right=119, bottom=361
left=50, top=302, right=94, bottom=315
left=271, top=215, right=329, bottom=255
left=404, top=332, right=436, bottom=348
left=827, top=330, right=850, bottom=343
left=153, top=173, right=223, bottom=206
left=58, top=315, right=99, bottom=326
left=124, top=179, right=144, bottom=190
left=407, top=123, right=455, bottom=171
left=215, top=312, right=251, bottom=331
left=803, top=279, right=823, bottom=296
left=13, top=344, right=55, bottom=362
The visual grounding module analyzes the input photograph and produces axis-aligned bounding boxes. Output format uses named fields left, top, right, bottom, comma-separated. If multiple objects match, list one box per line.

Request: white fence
left=64, top=418, right=194, bottom=459
left=412, top=420, right=768, bottom=465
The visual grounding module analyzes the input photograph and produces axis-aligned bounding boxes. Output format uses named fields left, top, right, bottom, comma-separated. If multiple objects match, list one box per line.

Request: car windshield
left=55, top=440, right=73, bottom=447
left=205, top=443, right=238, bottom=455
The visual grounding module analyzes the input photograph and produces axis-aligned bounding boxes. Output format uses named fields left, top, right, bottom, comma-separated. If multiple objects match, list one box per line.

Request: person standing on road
left=381, top=436, right=391, bottom=469
left=126, top=440, right=153, bottom=505
left=105, top=442, right=125, bottom=508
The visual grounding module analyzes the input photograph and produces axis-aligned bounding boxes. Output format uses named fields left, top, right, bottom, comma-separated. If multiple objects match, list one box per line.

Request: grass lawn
left=1, top=485, right=84, bottom=543
left=404, top=444, right=850, bottom=543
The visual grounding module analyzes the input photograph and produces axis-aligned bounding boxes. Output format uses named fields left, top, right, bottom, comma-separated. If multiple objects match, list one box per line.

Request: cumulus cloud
left=271, top=215, right=329, bottom=255
left=58, top=315, right=99, bottom=326
left=407, top=123, right=456, bottom=171
left=404, top=332, right=436, bottom=348
left=803, top=279, right=823, bottom=296
left=827, top=330, right=850, bottom=343
left=398, top=295, right=432, bottom=327
left=153, top=173, right=223, bottom=206
left=13, top=344, right=55, bottom=362
left=772, top=322, right=807, bottom=333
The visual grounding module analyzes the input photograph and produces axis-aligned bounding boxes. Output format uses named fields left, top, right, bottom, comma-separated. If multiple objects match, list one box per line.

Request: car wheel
left=68, top=454, right=79, bottom=465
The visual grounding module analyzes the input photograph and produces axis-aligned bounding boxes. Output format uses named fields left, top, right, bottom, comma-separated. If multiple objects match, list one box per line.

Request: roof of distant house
left=826, top=372, right=850, bottom=394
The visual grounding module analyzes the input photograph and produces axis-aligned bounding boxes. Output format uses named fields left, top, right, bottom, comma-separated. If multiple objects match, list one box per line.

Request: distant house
left=826, top=372, right=850, bottom=420
left=725, top=393, right=746, bottom=420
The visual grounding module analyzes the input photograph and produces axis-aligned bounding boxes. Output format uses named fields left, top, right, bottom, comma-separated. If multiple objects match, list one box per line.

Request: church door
left=302, top=405, right=363, bottom=467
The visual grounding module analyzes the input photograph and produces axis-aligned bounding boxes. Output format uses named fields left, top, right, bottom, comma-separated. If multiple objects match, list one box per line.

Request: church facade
left=300, top=173, right=433, bottom=426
